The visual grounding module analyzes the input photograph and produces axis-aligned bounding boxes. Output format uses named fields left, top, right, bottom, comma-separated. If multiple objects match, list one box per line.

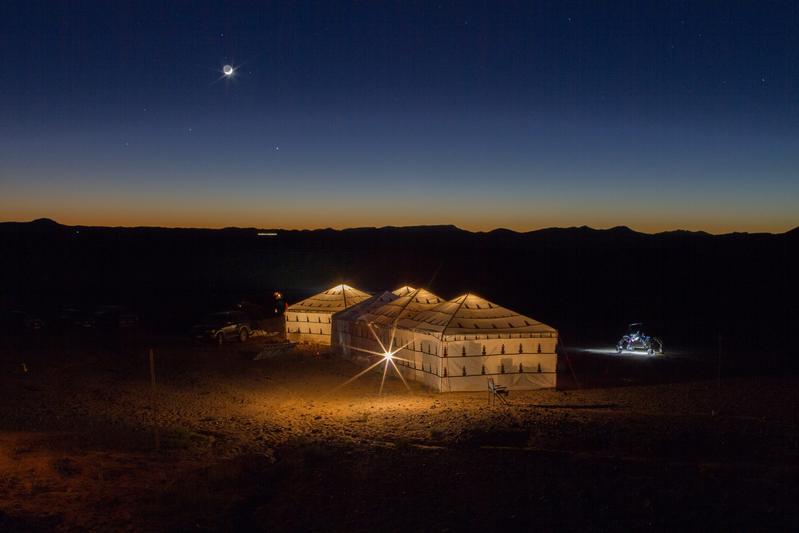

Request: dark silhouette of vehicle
left=616, top=323, right=663, bottom=355
left=0, top=310, right=44, bottom=349
left=193, top=310, right=252, bottom=344
left=0, top=310, right=45, bottom=334
left=57, top=307, right=96, bottom=329
left=93, top=305, right=139, bottom=330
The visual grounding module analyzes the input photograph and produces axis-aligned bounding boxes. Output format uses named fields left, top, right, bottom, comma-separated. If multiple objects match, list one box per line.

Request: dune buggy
left=616, top=323, right=663, bottom=355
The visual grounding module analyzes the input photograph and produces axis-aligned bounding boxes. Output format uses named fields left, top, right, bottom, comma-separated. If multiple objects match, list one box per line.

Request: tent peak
left=392, top=285, right=416, bottom=296
left=288, top=284, right=371, bottom=313
left=402, top=291, right=557, bottom=337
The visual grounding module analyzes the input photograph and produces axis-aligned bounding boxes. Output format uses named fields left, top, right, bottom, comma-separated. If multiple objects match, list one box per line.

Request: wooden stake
left=149, top=348, right=156, bottom=389
left=715, top=334, right=723, bottom=416
left=149, top=348, right=160, bottom=450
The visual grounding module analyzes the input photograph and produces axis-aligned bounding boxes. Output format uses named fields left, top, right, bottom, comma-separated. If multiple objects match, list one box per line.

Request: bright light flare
left=333, top=322, right=413, bottom=396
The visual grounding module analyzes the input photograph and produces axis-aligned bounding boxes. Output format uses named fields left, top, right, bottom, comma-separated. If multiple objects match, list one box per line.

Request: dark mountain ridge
left=1, top=220, right=796, bottom=370
left=6, top=219, right=794, bottom=236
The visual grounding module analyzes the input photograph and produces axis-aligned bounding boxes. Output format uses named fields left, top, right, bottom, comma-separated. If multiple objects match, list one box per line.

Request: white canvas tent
left=391, top=293, right=558, bottom=391
left=332, top=286, right=443, bottom=361
left=368, top=287, right=444, bottom=341
left=285, top=284, right=371, bottom=345
left=391, top=285, right=417, bottom=297
left=331, top=291, right=398, bottom=357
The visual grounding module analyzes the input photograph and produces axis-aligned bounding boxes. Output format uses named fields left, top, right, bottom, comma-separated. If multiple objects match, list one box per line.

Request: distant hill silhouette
left=30, top=218, right=61, bottom=226
left=0, top=219, right=796, bottom=371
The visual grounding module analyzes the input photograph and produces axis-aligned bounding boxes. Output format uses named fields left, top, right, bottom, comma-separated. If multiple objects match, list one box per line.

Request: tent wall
left=330, top=316, right=352, bottom=356
left=285, top=284, right=372, bottom=345
left=330, top=291, right=399, bottom=357
left=390, top=329, right=558, bottom=392
left=326, top=288, right=558, bottom=392
left=333, top=319, right=390, bottom=361
left=332, top=316, right=384, bottom=358
left=285, top=311, right=334, bottom=344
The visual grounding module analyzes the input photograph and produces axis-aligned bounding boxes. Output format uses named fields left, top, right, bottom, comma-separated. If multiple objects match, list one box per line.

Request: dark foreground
left=1, top=340, right=797, bottom=531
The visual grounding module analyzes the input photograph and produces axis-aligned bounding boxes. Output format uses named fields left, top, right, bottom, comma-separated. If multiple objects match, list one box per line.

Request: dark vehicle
left=93, top=305, right=139, bottom=330
left=0, top=310, right=43, bottom=349
left=193, top=310, right=252, bottom=344
left=0, top=310, right=45, bottom=334
left=616, top=323, right=663, bottom=355
left=58, top=307, right=96, bottom=329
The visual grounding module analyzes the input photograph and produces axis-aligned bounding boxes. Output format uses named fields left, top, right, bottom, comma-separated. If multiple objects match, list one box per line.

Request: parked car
left=58, top=307, right=96, bottom=329
left=0, top=310, right=45, bottom=334
left=193, top=310, right=252, bottom=344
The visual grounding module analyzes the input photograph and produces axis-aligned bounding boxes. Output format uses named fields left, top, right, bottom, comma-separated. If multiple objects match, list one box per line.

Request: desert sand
left=1, top=338, right=797, bottom=531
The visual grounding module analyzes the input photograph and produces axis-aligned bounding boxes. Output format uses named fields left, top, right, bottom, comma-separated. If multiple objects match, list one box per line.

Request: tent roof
left=367, top=288, right=444, bottom=328
left=287, top=284, right=371, bottom=313
left=392, top=285, right=417, bottom=297
left=333, top=291, right=398, bottom=321
left=398, top=293, right=557, bottom=339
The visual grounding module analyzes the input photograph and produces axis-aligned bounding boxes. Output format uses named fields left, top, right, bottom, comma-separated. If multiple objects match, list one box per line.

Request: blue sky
left=1, top=1, right=797, bottom=232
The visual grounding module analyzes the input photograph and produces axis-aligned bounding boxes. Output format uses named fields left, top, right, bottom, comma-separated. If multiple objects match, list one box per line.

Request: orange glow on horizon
left=1, top=210, right=794, bottom=235
left=1, top=196, right=795, bottom=235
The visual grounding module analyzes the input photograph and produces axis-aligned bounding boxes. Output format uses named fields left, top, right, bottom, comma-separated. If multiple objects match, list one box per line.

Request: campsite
left=4, top=1, right=799, bottom=529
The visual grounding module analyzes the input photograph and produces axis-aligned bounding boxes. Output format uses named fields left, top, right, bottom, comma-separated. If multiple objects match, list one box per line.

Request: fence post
left=149, top=348, right=160, bottom=450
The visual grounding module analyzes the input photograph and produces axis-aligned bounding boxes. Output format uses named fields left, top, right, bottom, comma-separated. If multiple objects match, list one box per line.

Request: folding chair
left=487, top=378, right=509, bottom=406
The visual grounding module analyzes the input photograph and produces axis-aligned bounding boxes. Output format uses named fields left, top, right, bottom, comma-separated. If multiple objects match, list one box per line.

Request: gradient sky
left=1, top=1, right=797, bottom=233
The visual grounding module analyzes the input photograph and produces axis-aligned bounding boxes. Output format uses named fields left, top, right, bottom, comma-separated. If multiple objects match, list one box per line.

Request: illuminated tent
left=391, top=293, right=558, bottom=392
left=391, top=285, right=417, bottom=297
left=285, top=284, right=371, bottom=344
left=369, top=287, right=444, bottom=336
left=331, top=291, right=398, bottom=357
left=332, top=286, right=443, bottom=361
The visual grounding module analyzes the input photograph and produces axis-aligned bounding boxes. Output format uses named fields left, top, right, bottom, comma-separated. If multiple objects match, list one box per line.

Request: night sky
left=2, top=1, right=797, bottom=233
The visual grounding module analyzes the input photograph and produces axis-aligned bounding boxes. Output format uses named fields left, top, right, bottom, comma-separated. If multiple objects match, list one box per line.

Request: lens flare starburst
left=333, top=322, right=413, bottom=396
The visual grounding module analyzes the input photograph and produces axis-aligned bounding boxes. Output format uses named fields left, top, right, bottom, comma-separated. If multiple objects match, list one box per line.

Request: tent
left=368, top=287, right=444, bottom=342
left=391, top=293, right=558, bottom=391
left=391, top=285, right=417, bottom=297
left=285, top=284, right=371, bottom=344
left=331, top=286, right=442, bottom=359
left=331, top=291, right=398, bottom=357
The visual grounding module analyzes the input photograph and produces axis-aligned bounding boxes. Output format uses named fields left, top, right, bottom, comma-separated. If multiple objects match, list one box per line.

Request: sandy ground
left=1, top=338, right=797, bottom=531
